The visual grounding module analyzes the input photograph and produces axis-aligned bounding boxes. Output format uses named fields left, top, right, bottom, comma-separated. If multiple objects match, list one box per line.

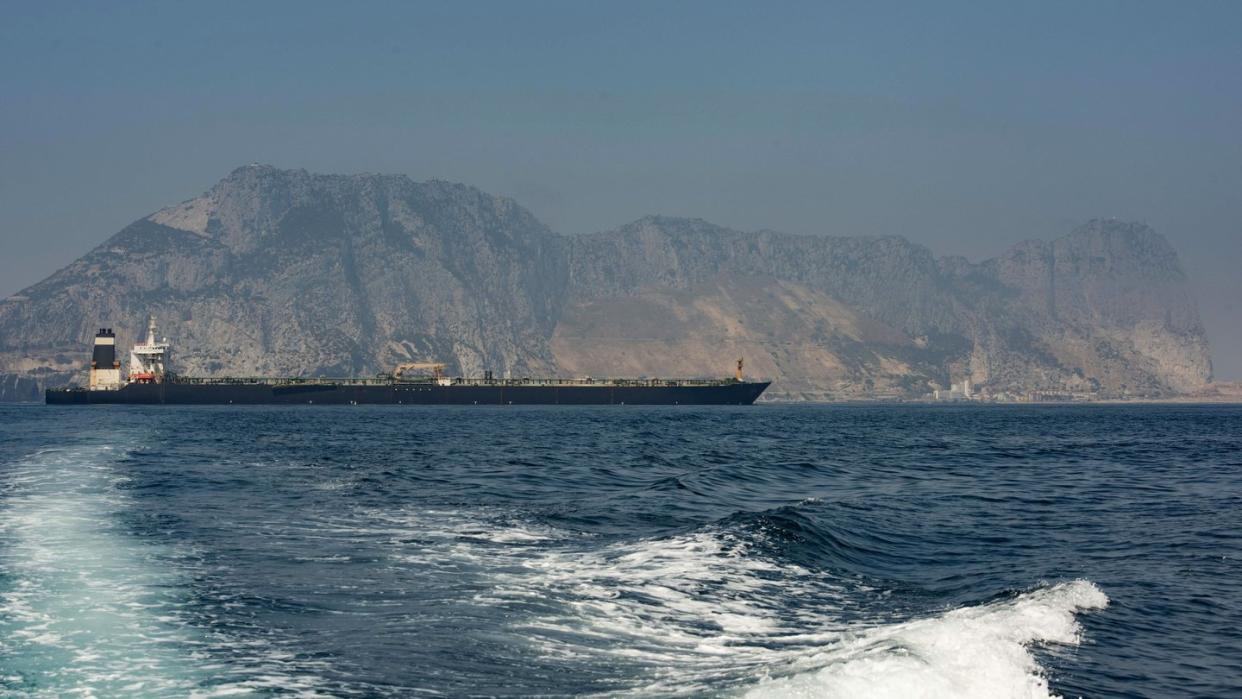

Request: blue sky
left=2, top=1, right=1240, bottom=376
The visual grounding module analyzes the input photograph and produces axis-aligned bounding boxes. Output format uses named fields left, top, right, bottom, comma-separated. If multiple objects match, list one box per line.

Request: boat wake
left=0, top=440, right=208, bottom=695
left=0, top=438, right=330, bottom=698
left=741, top=581, right=1108, bottom=699
left=376, top=507, right=1108, bottom=698
left=0, top=445, right=1108, bottom=699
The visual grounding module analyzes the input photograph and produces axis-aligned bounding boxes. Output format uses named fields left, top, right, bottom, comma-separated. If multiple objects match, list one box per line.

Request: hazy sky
left=2, top=1, right=1240, bottom=377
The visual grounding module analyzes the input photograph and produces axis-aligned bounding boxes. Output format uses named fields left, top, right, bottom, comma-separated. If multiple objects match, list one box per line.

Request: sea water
left=0, top=404, right=1238, bottom=697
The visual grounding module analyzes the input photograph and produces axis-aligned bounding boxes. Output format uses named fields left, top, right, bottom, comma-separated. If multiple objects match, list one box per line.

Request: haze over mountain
left=4, top=4, right=1241, bottom=379
left=0, top=166, right=1213, bottom=401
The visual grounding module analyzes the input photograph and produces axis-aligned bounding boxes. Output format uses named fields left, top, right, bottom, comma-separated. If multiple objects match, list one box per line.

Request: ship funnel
left=88, top=328, right=123, bottom=389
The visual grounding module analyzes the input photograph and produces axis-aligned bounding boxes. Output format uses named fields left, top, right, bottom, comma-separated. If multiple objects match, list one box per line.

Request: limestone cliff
left=0, top=167, right=1212, bottom=401
left=0, top=166, right=567, bottom=399
left=556, top=216, right=1211, bottom=399
left=970, top=220, right=1211, bottom=394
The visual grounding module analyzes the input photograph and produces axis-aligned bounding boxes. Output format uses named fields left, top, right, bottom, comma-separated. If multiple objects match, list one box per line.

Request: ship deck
left=164, top=376, right=742, bottom=388
left=46, top=377, right=771, bottom=406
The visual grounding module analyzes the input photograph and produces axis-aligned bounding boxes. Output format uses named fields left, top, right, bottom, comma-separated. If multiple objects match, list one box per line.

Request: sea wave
left=743, top=580, right=1108, bottom=699
left=376, top=506, right=1107, bottom=697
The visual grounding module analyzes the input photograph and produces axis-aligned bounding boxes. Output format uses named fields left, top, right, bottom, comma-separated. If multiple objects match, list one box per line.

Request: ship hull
left=45, top=381, right=770, bottom=406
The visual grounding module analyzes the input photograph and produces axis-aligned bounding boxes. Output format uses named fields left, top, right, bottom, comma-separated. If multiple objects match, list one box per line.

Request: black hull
left=45, top=381, right=770, bottom=406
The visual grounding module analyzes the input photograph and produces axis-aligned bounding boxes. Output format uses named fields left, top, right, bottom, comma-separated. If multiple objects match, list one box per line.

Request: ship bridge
left=129, top=316, right=171, bottom=383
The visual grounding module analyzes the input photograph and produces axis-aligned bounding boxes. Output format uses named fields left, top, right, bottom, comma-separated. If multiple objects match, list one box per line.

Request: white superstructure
left=129, top=315, right=171, bottom=383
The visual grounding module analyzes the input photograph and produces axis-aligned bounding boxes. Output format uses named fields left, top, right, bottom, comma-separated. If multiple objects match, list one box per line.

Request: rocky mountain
left=0, top=166, right=567, bottom=400
left=556, top=216, right=1211, bottom=399
left=0, top=166, right=1213, bottom=401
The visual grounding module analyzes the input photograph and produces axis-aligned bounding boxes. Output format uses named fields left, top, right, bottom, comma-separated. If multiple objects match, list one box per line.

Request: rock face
left=0, top=166, right=567, bottom=400
left=0, top=166, right=1213, bottom=401
left=968, top=220, right=1212, bottom=395
left=557, top=216, right=1212, bottom=399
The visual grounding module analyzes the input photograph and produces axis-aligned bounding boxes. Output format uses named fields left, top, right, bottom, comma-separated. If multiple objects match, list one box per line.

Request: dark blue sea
left=1, top=404, right=1239, bottom=698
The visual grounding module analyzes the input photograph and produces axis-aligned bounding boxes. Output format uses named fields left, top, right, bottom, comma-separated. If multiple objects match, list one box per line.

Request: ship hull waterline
left=45, top=381, right=771, bottom=406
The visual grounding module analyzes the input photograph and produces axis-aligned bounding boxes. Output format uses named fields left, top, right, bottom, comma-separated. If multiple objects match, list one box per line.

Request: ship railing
left=169, top=376, right=397, bottom=386
left=166, top=375, right=739, bottom=387
left=425, top=377, right=734, bottom=387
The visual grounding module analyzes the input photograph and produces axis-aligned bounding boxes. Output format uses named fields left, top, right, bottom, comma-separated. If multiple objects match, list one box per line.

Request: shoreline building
left=932, top=378, right=974, bottom=401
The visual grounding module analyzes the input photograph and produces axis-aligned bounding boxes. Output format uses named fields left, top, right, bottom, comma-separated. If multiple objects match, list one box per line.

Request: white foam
left=375, top=508, right=1108, bottom=698
left=0, top=440, right=333, bottom=697
left=0, top=442, right=208, bottom=695
left=744, top=580, right=1108, bottom=699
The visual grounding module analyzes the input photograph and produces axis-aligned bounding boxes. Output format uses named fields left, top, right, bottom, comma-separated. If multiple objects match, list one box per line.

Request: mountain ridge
left=0, top=165, right=1213, bottom=401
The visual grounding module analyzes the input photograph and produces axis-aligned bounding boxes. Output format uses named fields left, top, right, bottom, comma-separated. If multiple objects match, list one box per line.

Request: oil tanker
left=45, top=319, right=770, bottom=406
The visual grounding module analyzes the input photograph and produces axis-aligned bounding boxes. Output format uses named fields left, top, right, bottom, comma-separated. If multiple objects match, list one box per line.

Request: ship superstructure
left=129, top=315, right=171, bottom=383
left=88, top=328, right=123, bottom=390
left=48, top=317, right=770, bottom=405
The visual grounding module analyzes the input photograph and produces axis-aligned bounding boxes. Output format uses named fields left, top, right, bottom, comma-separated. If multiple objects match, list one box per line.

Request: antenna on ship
left=735, top=357, right=744, bottom=382
left=129, top=315, right=171, bottom=384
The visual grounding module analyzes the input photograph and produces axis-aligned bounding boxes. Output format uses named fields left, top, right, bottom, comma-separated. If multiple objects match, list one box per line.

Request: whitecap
left=743, top=580, right=1108, bottom=699
left=374, top=508, right=1107, bottom=698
